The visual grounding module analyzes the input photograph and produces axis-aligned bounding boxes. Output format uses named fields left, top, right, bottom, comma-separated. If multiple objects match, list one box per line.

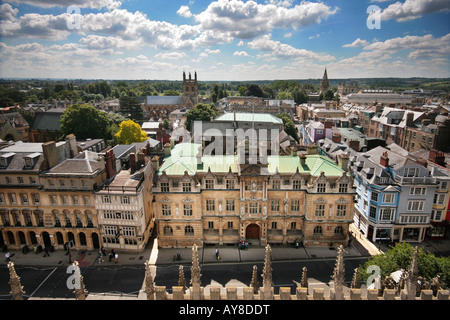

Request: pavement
left=3, top=223, right=450, bottom=268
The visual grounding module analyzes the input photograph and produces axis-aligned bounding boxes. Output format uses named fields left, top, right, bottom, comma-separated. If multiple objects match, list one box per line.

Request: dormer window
left=0, top=153, right=15, bottom=168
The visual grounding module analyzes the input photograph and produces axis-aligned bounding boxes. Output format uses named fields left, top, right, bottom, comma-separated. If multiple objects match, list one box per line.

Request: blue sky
left=0, top=0, right=449, bottom=80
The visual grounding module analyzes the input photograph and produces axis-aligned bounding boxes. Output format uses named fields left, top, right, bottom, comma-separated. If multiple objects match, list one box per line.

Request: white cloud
left=205, top=48, right=221, bottom=54
left=308, top=34, right=320, bottom=40
left=0, top=3, right=18, bottom=21
left=154, top=52, right=187, bottom=60
left=248, top=33, right=335, bottom=61
left=363, top=33, right=450, bottom=60
left=194, top=0, right=337, bottom=40
left=237, top=40, right=245, bottom=47
left=0, top=12, right=73, bottom=40
left=342, top=38, right=369, bottom=47
left=177, top=5, right=193, bottom=18
left=5, top=0, right=122, bottom=10
left=79, top=34, right=141, bottom=51
left=380, top=0, right=450, bottom=22
left=233, top=51, right=249, bottom=56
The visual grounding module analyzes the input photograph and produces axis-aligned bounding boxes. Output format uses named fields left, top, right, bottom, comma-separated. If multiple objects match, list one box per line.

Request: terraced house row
left=0, top=135, right=155, bottom=253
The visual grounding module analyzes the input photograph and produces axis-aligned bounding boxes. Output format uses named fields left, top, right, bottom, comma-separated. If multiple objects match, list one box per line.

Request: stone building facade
left=0, top=136, right=105, bottom=251
left=153, top=142, right=355, bottom=248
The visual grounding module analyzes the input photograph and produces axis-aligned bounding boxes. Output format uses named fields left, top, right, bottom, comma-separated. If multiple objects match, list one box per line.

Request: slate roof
left=146, top=96, right=183, bottom=106
left=31, top=111, right=64, bottom=131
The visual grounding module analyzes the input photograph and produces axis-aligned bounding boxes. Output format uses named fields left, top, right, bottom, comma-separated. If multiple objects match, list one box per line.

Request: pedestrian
left=108, top=252, right=113, bottom=262
left=101, top=246, right=106, bottom=256
left=43, top=247, right=49, bottom=257
left=244, top=242, right=248, bottom=250
left=215, top=247, right=219, bottom=260
left=68, top=253, right=72, bottom=264
left=5, top=252, right=11, bottom=263
left=114, top=253, right=119, bottom=264
left=98, top=250, right=104, bottom=264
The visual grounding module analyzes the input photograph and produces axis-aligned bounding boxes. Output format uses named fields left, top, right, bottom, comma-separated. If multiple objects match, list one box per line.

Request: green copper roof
left=215, top=112, right=283, bottom=124
left=159, top=143, right=344, bottom=177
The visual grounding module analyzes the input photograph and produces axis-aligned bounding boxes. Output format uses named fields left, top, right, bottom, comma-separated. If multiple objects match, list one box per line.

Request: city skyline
left=0, top=0, right=449, bottom=81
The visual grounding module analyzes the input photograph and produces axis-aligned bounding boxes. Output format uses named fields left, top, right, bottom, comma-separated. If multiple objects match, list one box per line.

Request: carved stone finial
left=144, top=260, right=156, bottom=300
left=178, top=265, right=187, bottom=294
left=331, top=245, right=345, bottom=300
left=300, top=267, right=308, bottom=289
left=351, top=267, right=360, bottom=289
left=260, top=244, right=273, bottom=300
left=250, top=265, right=259, bottom=294
left=8, top=261, right=24, bottom=300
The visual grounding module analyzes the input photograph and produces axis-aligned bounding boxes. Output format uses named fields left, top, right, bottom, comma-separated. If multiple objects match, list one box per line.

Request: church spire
left=320, top=68, right=330, bottom=94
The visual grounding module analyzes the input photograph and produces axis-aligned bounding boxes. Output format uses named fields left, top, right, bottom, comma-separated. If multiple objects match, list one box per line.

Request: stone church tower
left=319, top=68, right=330, bottom=94
left=182, top=71, right=199, bottom=109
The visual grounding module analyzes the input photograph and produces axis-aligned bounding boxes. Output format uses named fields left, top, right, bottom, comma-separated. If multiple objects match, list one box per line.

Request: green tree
left=60, top=104, right=109, bottom=140
left=238, top=86, right=247, bottom=96
left=292, top=88, right=308, bottom=104
left=114, top=120, right=148, bottom=144
left=276, top=113, right=299, bottom=142
left=163, top=90, right=181, bottom=96
left=185, top=103, right=219, bottom=131
left=246, top=84, right=265, bottom=98
left=275, top=91, right=293, bottom=100
left=119, top=94, right=144, bottom=122
left=359, top=243, right=450, bottom=289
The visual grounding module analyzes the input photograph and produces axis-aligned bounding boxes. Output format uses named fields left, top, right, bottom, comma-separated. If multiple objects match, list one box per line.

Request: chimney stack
left=130, top=153, right=136, bottom=174
left=164, top=143, right=171, bottom=156
left=348, top=139, right=360, bottom=152
left=151, top=156, right=160, bottom=172
left=380, top=151, right=389, bottom=167
left=332, top=132, right=342, bottom=143
left=299, top=153, right=306, bottom=166
left=306, top=144, right=318, bottom=155
left=65, top=134, right=78, bottom=158
left=338, top=153, right=350, bottom=172
left=105, top=150, right=117, bottom=179
left=42, top=141, right=58, bottom=169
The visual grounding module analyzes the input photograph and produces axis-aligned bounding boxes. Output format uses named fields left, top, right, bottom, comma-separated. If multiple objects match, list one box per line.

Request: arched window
left=185, top=226, right=194, bottom=235
left=313, top=226, right=322, bottom=236
left=164, top=226, right=173, bottom=236
left=334, top=226, right=344, bottom=235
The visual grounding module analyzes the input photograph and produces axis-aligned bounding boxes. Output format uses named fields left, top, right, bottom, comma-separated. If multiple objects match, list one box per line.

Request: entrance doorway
left=246, top=224, right=260, bottom=239
left=42, top=232, right=51, bottom=247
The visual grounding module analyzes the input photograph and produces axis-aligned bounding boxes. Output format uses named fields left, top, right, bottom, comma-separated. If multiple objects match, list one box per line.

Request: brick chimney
left=332, top=132, right=342, bottom=143
left=380, top=151, right=389, bottom=167
left=105, top=149, right=116, bottom=179
left=417, top=157, right=428, bottom=168
left=429, top=149, right=446, bottom=167
left=348, top=139, right=360, bottom=152
left=42, top=141, right=58, bottom=169
left=130, top=153, right=136, bottom=174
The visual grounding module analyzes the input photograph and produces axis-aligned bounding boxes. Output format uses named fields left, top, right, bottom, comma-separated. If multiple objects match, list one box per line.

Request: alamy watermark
left=66, top=5, right=82, bottom=30
left=367, top=5, right=381, bottom=30
left=66, top=264, right=81, bottom=290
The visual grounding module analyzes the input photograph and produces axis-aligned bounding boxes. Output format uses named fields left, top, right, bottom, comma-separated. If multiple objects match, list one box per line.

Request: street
left=0, top=257, right=370, bottom=299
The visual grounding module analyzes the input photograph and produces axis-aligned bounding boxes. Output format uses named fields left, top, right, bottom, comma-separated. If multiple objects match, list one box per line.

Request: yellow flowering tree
left=114, top=120, right=148, bottom=144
